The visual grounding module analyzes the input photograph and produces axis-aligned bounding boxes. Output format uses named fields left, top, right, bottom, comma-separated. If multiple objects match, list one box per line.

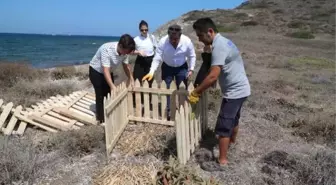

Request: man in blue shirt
left=188, top=18, right=251, bottom=171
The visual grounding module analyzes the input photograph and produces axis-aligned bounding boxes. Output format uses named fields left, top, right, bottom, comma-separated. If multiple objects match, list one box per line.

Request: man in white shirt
left=89, top=34, right=135, bottom=123
left=142, top=24, right=196, bottom=117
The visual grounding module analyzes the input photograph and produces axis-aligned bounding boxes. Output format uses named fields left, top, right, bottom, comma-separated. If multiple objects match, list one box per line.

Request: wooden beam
left=128, top=116, right=174, bottom=126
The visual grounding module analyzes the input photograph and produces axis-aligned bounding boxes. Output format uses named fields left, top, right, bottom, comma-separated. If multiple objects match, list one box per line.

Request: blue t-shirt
left=211, top=33, right=251, bottom=99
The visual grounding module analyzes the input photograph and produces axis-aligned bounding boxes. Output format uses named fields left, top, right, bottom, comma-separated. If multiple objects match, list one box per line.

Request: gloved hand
left=142, top=72, right=154, bottom=81
left=188, top=91, right=201, bottom=104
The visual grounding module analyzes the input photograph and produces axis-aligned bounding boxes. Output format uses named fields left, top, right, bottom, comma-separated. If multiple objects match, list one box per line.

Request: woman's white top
left=134, top=34, right=158, bottom=57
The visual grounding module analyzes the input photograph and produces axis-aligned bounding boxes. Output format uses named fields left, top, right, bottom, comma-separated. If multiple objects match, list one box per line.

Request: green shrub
left=234, top=12, right=248, bottom=19
left=217, top=25, right=238, bottom=32
left=287, top=21, right=306, bottom=28
left=288, top=57, right=335, bottom=69
left=241, top=20, right=259, bottom=26
left=287, top=31, right=315, bottom=39
left=272, top=9, right=284, bottom=14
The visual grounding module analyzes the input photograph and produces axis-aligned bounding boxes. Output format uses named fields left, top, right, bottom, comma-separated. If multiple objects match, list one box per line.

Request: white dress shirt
left=134, top=34, right=158, bottom=56
left=89, top=42, right=129, bottom=74
left=149, top=34, right=196, bottom=74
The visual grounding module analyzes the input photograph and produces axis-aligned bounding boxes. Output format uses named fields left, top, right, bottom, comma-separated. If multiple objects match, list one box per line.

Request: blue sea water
left=0, top=33, right=120, bottom=68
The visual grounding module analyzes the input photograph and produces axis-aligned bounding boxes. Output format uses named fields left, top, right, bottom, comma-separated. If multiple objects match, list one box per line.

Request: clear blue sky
left=0, top=0, right=245, bottom=36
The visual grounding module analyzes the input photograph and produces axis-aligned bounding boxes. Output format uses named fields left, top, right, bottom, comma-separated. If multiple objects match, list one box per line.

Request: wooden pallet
left=0, top=90, right=98, bottom=135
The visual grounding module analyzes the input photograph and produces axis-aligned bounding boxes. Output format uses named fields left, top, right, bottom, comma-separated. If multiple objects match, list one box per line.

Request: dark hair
left=192, top=17, right=218, bottom=33
left=139, top=20, right=148, bottom=29
left=118, top=34, right=136, bottom=51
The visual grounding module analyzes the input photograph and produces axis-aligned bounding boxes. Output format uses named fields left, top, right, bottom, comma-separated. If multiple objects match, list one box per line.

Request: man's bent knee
left=215, top=116, right=236, bottom=138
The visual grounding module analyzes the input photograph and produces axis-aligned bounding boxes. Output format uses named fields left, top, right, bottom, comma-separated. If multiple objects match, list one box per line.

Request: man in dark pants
left=142, top=24, right=196, bottom=117
left=89, top=34, right=135, bottom=123
left=188, top=18, right=251, bottom=171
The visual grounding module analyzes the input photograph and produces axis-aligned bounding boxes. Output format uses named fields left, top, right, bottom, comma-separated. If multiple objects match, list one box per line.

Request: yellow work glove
left=142, top=72, right=154, bottom=81
left=188, top=91, right=201, bottom=104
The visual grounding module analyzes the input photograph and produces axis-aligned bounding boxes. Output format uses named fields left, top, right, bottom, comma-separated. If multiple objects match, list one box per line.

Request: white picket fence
left=103, top=79, right=208, bottom=164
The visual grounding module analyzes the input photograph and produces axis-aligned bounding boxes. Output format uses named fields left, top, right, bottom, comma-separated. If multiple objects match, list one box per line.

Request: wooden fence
left=104, top=79, right=208, bottom=164
left=175, top=92, right=208, bottom=164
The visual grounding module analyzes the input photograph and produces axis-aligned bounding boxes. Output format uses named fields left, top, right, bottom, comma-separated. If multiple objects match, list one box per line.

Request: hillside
left=153, top=0, right=335, bottom=51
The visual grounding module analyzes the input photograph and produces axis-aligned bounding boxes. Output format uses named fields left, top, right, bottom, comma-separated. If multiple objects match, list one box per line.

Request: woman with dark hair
left=132, top=20, right=158, bottom=87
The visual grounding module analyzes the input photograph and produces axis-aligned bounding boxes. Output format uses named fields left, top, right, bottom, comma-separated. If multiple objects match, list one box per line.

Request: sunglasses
left=168, top=27, right=181, bottom=32
left=140, top=29, right=148, bottom=32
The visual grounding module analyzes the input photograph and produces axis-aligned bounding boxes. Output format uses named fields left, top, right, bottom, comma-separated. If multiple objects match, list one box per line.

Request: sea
left=0, top=33, right=120, bottom=68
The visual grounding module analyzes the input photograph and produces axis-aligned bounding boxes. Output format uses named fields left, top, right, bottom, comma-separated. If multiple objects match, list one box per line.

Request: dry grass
left=260, top=149, right=336, bottom=185
left=0, top=135, right=39, bottom=185
left=0, top=62, right=91, bottom=107
left=92, top=156, right=160, bottom=185
left=0, top=125, right=106, bottom=185
left=153, top=157, right=220, bottom=185
left=39, top=125, right=105, bottom=157
left=287, top=113, right=336, bottom=148
left=115, top=122, right=176, bottom=159
left=0, top=62, right=47, bottom=87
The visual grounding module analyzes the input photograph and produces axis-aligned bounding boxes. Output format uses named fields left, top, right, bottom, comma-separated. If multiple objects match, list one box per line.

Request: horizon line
left=0, top=32, right=122, bottom=37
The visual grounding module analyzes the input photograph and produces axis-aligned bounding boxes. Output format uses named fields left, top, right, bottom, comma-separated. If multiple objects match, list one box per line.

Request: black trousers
left=132, top=55, right=154, bottom=106
left=89, top=66, right=114, bottom=123
left=133, top=55, right=154, bottom=86
left=194, top=53, right=212, bottom=87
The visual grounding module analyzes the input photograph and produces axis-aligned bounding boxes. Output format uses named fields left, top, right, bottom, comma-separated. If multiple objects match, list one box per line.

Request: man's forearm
left=123, top=63, right=133, bottom=80
left=149, top=59, right=160, bottom=74
left=103, top=67, right=115, bottom=89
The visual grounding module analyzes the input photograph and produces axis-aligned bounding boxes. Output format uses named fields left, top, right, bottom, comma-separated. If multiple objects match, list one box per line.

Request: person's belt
left=163, top=61, right=187, bottom=68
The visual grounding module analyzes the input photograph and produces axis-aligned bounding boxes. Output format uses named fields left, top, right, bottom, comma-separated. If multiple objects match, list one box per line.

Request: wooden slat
left=152, top=81, right=159, bottom=119
left=128, top=116, right=174, bottom=126
left=65, top=91, right=88, bottom=109
left=175, top=109, right=183, bottom=165
left=127, top=91, right=134, bottom=117
left=72, top=104, right=95, bottom=116
left=17, top=112, right=58, bottom=132
left=85, top=94, right=96, bottom=101
left=82, top=97, right=95, bottom=104
left=75, top=101, right=91, bottom=110
left=0, top=102, right=14, bottom=128
left=53, top=107, right=97, bottom=125
left=143, top=81, right=150, bottom=119
left=180, top=104, right=186, bottom=164
left=29, top=114, right=69, bottom=131
left=169, top=82, right=177, bottom=121
left=3, top=106, right=22, bottom=135
left=13, top=121, right=27, bottom=135
left=160, top=81, right=167, bottom=120
left=184, top=101, right=190, bottom=161
left=135, top=80, right=142, bottom=118
left=79, top=99, right=92, bottom=106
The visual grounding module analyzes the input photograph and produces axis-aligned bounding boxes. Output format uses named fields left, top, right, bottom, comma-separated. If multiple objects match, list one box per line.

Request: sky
left=0, top=0, right=246, bottom=36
